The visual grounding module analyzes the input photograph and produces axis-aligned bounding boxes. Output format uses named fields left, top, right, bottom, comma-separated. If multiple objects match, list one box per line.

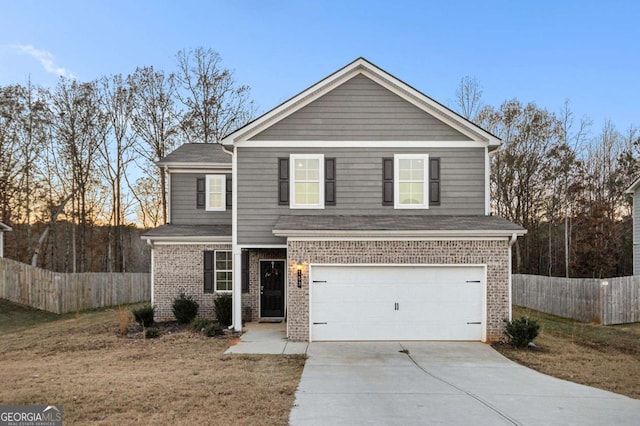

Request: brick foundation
left=286, top=239, right=510, bottom=342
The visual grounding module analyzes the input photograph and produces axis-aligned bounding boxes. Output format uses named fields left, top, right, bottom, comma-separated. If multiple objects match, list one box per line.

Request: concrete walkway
left=290, top=342, right=640, bottom=425
left=224, top=322, right=308, bottom=355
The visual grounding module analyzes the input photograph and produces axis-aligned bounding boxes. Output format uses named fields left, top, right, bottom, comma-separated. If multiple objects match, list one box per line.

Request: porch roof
left=273, top=215, right=526, bottom=238
left=142, top=224, right=231, bottom=242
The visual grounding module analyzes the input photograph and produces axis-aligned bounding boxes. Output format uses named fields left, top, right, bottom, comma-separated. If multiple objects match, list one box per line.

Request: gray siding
left=250, top=75, right=471, bottom=141
left=170, top=173, right=232, bottom=225
left=237, top=147, right=485, bottom=245
left=635, top=188, right=640, bottom=275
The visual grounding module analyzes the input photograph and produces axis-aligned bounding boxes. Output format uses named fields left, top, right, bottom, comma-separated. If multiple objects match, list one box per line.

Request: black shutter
left=226, top=175, right=232, bottom=208
left=325, top=158, right=336, bottom=205
left=241, top=250, right=249, bottom=293
left=278, top=158, right=289, bottom=205
left=382, top=158, right=394, bottom=205
left=429, top=157, right=440, bottom=206
left=204, top=251, right=215, bottom=293
left=196, top=177, right=205, bottom=209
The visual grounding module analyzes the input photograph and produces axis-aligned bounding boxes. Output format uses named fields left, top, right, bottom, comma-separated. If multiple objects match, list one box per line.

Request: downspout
left=222, top=144, right=242, bottom=332
left=508, top=232, right=518, bottom=321
left=165, top=166, right=171, bottom=223
left=146, top=239, right=155, bottom=306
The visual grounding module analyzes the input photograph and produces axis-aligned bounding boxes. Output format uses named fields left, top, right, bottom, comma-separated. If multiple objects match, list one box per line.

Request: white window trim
left=394, top=154, right=429, bottom=209
left=205, top=175, right=226, bottom=212
left=290, top=154, right=325, bottom=209
left=214, top=250, right=233, bottom=292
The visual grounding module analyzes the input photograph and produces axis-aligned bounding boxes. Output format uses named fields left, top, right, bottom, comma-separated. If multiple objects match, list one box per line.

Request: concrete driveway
left=289, top=342, right=640, bottom=425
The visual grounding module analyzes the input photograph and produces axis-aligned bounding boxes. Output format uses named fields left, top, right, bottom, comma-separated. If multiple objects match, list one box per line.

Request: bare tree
left=128, top=66, right=179, bottom=224
left=50, top=78, right=105, bottom=272
left=454, top=76, right=483, bottom=121
left=175, top=47, right=255, bottom=143
left=97, top=74, right=135, bottom=271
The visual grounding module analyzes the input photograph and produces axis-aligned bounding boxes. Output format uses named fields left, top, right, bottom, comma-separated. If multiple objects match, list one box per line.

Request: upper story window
left=290, top=154, right=325, bottom=209
left=394, top=154, right=429, bottom=209
left=206, top=175, right=226, bottom=211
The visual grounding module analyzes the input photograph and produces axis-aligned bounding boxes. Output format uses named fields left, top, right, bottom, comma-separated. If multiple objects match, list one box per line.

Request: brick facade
left=286, top=239, right=510, bottom=342
left=153, top=243, right=232, bottom=320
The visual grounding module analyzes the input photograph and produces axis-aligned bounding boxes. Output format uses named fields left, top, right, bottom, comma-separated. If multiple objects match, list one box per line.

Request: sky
left=0, top=0, right=638, bottom=134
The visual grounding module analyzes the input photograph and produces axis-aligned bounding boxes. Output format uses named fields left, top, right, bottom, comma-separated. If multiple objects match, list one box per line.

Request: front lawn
left=496, top=306, right=640, bottom=399
left=0, top=301, right=305, bottom=425
left=0, top=298, right=60, bottom=335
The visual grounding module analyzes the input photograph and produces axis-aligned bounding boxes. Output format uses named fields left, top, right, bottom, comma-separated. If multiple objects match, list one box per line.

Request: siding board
left=171, top=173, right=232, bottom=225
left=250, top=75, right=471, bottom=141
left=237, top=147, right=485, bottom=244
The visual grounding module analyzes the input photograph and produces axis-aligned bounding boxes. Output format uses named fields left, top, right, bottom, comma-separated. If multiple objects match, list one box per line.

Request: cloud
left=11, top=44, right=77, bottom=79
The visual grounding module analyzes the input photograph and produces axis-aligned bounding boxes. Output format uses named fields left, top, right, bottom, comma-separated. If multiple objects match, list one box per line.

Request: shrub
left=191, top=317, right=224, bottom=337
left=117, top=310, right=132, bottom=336
left=172, top=292, right=199, bottom=324
left=504, top=316, right=541, bottom=348
left=145, top=327, right=160, bottom=339
left=214, top=294, right=232, bottom=327
left=131, top=304, right=155, bottom=328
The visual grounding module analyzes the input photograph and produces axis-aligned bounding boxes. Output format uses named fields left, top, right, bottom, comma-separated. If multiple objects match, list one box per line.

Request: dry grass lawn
left=495, top=306, right=640, bottom=399
left=0, top=303, right=305, bottom=425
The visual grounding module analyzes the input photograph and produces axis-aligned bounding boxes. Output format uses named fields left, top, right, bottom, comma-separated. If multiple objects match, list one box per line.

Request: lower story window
left=215, top=250, right=232, bottom=291
left=204, top=250, right=233, bottom=293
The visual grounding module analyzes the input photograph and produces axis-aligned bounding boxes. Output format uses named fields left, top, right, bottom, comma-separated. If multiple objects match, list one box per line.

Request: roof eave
left=272, top=229, right=527, bottom=238
left=155, top=162, right=231, bottom=168
left=141, top=235, right=231, bottom=243
left=221, top=57, right=501, bottom=146
left=625, top=176, right=640, bottom=194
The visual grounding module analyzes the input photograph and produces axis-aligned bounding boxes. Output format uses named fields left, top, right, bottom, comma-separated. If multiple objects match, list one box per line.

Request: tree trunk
left=31, top=193, right=73, bottom=267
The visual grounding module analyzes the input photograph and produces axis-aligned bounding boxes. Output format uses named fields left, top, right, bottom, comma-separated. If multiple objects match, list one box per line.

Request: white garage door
left=310, top=265, right=485, bottom=341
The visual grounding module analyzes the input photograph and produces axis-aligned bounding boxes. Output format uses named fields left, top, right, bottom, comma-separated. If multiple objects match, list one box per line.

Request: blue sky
left=1, top=0, right=638, bottom=132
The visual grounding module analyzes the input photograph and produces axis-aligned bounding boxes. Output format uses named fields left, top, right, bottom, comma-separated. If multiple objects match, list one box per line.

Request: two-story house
left=142, top=58, right=526, bottom=342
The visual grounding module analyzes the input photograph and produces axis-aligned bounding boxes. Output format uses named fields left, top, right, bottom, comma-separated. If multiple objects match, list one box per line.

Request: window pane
left=209, top=194, right=222, bottom=208
left=398, top=159, right=411, bottom=180
left=410, top=159, right=424, bottom=180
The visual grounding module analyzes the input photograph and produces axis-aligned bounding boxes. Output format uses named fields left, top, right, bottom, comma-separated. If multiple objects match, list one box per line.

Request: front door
left=260, top=260, right=285, bottom=318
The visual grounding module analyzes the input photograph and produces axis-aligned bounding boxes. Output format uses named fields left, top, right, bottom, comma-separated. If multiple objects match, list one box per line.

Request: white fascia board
left=221, top=60, right=367, bottom=145
left=223, top=58, right=500, bottom=147
left=272, top=229, right=527, bottom=238
left=166, top=165, right=232, bottom=173
left=235, top=140, right=488, bottom=148
left=625, top=176, right=640, bottom=194
left=141, top=236, right=232, bottom=244
left=358, top=68, right=499, bottom=145
left=237, top=244, right=288, bottom=249
left=0, top=223, right=12, bottom=232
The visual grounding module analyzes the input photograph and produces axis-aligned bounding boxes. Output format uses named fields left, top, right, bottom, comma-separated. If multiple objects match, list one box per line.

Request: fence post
left=600, top=280, right=609, bottom=325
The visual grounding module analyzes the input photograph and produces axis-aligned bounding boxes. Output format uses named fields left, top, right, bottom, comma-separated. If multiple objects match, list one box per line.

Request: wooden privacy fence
left=512, top=274, right=640, bottom=325
left=0, top=257, right=150, bottom=314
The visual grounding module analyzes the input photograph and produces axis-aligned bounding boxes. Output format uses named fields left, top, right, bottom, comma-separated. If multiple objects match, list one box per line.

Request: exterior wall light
left=296, top=261, right=303, bottom=288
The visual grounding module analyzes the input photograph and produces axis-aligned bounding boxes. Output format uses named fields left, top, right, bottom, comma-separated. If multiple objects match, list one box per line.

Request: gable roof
left=626, top=176, right=640, bottom=194
left=220, top=57, right=501, bottom=148
left=157, top=143, right=231, bottom=167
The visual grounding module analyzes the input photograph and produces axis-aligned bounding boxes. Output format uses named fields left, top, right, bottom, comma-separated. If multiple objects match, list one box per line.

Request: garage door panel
left=310, top=265, right=484, bottom=341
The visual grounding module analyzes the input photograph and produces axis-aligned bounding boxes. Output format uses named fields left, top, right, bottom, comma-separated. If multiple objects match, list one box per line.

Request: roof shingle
left=157, top=143, right=231, bottom=165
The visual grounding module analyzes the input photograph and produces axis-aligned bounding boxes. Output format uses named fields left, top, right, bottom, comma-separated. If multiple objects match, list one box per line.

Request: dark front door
left=260, top=260, right=285, bottom=318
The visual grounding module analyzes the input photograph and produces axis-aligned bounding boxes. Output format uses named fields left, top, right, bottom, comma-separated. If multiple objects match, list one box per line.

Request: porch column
left=232, top=248, right=242, bottom=331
